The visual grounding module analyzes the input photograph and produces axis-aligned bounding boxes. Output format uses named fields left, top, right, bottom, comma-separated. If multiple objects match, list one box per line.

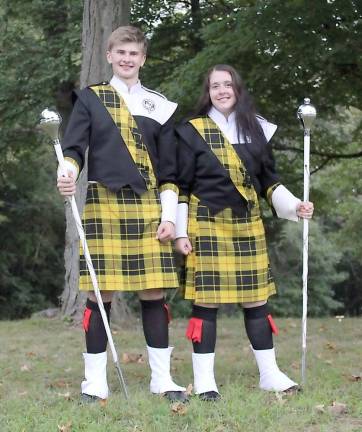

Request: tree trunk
left=60, top=0, right=131, bottom=323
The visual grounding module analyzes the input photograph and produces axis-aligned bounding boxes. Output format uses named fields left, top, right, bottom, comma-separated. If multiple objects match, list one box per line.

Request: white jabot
left=208, top=107, right=277, bottom=144
left=109, top=75, right=142, bottom=95
left=208, top=107, right=239, bottom=144
left=109, top=75, right=177, bottom=125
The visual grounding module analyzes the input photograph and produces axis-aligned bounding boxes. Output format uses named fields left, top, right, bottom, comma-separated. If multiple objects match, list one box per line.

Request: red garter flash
left=83, top=307, right=92, bottom=332
left=267, top=314, right=279, bottom=335
left=186, top=317, right=203, bottom=343
left=164, top=303, right=172, bottom=323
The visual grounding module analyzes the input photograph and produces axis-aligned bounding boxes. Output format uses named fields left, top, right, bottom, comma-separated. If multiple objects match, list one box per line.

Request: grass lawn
left=0, top=315, right=361, bottom=432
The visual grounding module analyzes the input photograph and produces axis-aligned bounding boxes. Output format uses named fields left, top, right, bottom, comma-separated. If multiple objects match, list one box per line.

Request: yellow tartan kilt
left=79, top=183, right=179, bottom=291
left=184, top=195, right=276, bottom=303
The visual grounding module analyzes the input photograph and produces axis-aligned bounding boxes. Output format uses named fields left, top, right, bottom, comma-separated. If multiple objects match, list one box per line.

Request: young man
left=57, top=26, right=186, bottom=402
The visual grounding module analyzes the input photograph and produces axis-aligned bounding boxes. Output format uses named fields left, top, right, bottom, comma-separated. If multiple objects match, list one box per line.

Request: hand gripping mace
left=39, top=108, right=129, bottom=399
left=297, top=98, right=317, bottom=386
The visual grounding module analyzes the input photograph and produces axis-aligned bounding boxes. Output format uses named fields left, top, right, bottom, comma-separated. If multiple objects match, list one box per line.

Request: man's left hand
left=156, top=221, right=175, bottom=242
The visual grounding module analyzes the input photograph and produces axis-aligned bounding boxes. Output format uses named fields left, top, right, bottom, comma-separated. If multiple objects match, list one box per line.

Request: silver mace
left=297, top=98, right=317, bottom=386
left=39, top=108, right=129, bottom=399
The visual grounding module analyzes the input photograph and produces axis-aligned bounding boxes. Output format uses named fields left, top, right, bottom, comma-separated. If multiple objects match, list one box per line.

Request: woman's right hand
left=175, top=237, right=193, bottom=255
left=57, top=170, right=76, bottom=196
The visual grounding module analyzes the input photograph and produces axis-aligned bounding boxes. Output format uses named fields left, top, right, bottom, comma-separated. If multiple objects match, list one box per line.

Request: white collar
left=208, top=106, right=236, bottom=126
left=109, top=75, right=142, bottom=95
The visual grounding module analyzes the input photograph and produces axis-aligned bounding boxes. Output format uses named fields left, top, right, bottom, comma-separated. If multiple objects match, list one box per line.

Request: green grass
left=1, top=316, right=361, bottom=431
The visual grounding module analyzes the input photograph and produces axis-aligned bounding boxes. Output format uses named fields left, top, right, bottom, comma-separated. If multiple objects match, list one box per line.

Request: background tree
left=61, top=0, right=131, bottom=322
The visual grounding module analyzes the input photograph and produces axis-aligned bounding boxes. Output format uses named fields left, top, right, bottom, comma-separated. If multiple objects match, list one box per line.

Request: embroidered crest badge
left=142, top=98, right=155, bottom=113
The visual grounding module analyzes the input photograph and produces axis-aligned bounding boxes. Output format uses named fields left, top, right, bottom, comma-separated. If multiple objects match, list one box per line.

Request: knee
left=194, top=302, right=219, bottom=309
left=88, top=291, right=115, bottom=303
left=241, top=300, right=267, bottom=309
left=138, top=289, right=164, bottom=301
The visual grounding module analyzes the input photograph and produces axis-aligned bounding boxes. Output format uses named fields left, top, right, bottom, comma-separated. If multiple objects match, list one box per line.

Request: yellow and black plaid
left=79, top=183, right=179, bottom=291
left=183, top=118, right=276, bottom=303
left=90, top=84, right=157, bottom=189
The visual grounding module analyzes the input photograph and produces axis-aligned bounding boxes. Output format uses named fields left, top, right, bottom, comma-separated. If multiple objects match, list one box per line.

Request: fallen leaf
left=20, top=364, right=30, bottom=372
left=49, top=379, right=69, bottom=389
left=57, top=392, right=71, bottom=400
left=291, top=361, right=300, bottom=370
left=58, top=422, right=72, bottom=432
left=185, top=383, right=193, bottom=396
left=315, top=404, right=325, bottom=413
left=325, top=360, right=333, bottom=365
left=18, top=391, right=28, bottom=396
left=319, top=325, right=326, bottom=332
left=325, top=342, right=337, bottom=351
left=26, top=352, right=37, bottom=358
left=327, top=401, right=348, bottom=416
left=171, top=401, right=188, bottom=415
left=122, top=353, right=144, bottom=364
left=350, top=374, right=361, bottom=382
left=274, top=392, right=286, bottom=404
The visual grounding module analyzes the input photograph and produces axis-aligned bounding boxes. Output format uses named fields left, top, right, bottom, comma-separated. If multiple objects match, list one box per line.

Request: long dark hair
left=194, top=64, right=267, bottom=158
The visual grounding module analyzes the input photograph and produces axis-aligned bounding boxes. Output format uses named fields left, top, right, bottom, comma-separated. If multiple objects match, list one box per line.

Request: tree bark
left=61, top=0, right=131, bottom=323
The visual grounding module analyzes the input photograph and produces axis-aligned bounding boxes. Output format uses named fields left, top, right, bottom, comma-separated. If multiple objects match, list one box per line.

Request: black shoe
left=80, top=393, right=101, bottom=404
left=198, top=391, right=221, bottom=401
left=283, top=385, right=301, bottom=395
left=163, top=390, right=189, bottom=403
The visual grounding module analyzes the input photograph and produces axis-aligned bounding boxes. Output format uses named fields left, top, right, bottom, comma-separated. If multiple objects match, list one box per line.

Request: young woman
left=175, top=64, right=314, bottom=401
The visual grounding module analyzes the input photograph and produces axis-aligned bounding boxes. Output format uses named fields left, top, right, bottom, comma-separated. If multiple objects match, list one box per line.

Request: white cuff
left=57, top=159, right=78, bottom=180
left=271, top=185, right=301, bottom=222
left=160, top=189, right=178, bottom=225
left=175, top=203, right=188, bottom=238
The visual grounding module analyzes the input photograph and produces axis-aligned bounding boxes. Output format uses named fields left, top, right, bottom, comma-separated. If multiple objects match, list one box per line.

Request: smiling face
left=209, top=70, right=237, bottom=117
left=106, top=41, right=146, bottom=85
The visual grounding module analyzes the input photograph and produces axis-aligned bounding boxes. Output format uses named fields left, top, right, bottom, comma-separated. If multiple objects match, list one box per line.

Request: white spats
left=81, top=351, right=109, bottom=399
left=192, top=352, right=219, bottom=394
left=252, top=347, right=298, bottom=392
left=147, top=346, right=186, bottom=393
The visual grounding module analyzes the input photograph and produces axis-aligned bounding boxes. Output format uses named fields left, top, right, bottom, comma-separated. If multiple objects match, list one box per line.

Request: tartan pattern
left=159, top=183, right=179, bottom=194
left=79, top=183, right=179, bottom=291
left=184, top=195, right=276, bottom=303
left=90, top=84, right=157, bottom=189
left=266, top=182, right=281, bottom=206
left=190, top=117, right=257, bottom=203
left=183, top=118, right=276, bottom=303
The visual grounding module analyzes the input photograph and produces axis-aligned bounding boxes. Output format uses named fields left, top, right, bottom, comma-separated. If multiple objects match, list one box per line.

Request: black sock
left=191, top=305, right=218, bottom=354
left=84, top=298, right=111, bottom=354
left=140, top=298, right=169, bottom=348
left=243, top=303, right=273, bottom=350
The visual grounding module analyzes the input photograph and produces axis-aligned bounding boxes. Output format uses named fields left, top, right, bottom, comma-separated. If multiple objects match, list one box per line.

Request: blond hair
left=107, top=26, right=147, bottom=53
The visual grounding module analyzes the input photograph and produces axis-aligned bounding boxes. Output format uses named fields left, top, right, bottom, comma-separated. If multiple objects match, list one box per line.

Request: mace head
left=39, top=108, right=62, bottom=141
left=297, top=98, right=317, bottom=132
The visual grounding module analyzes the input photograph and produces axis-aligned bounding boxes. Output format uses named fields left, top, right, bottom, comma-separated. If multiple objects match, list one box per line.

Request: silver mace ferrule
left=297, top=98, right=317, bottom=134
left=39, top=108, right=62, bottom=142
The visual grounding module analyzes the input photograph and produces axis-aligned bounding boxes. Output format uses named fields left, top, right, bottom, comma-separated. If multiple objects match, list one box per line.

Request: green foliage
left=0, top=0, right=82, bottom=318
left=268, top=220, right=345, bottom=317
